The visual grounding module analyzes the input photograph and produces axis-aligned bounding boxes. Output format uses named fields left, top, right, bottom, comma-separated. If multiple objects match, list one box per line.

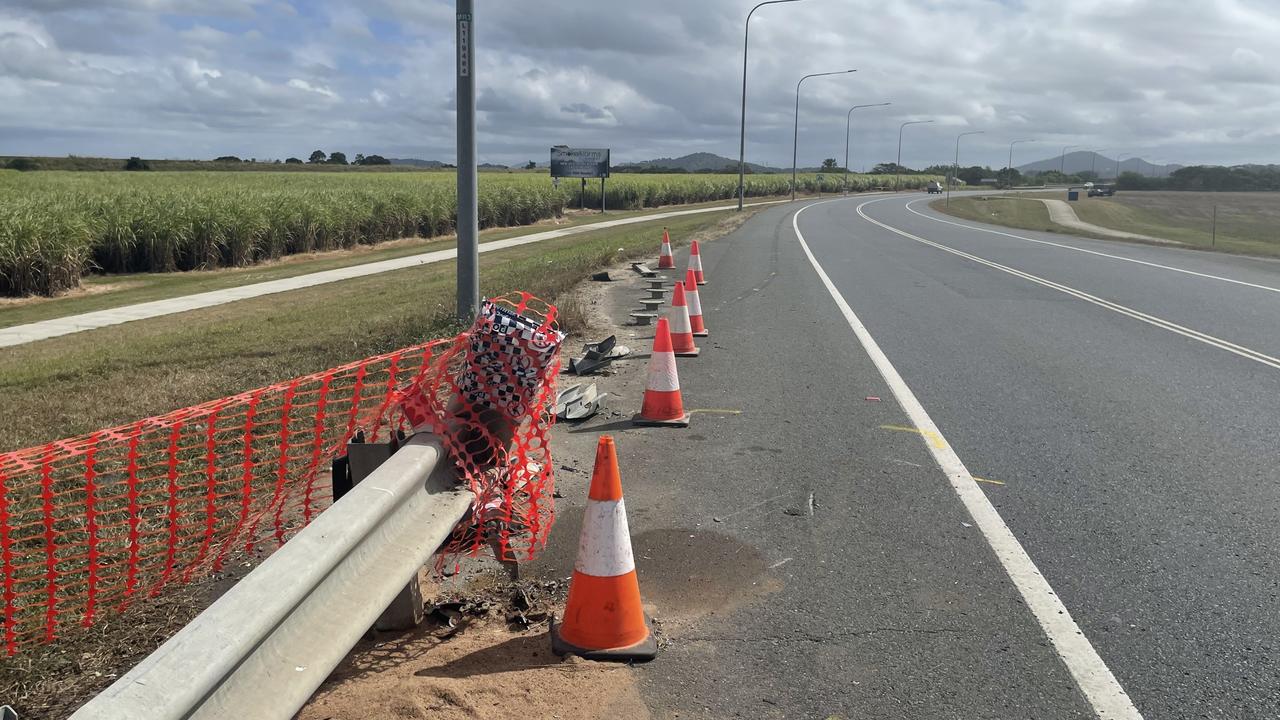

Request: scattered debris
left=582, top=336, right=630, bottom=360
left=567, top=335, right=630, bottom=375
left=783, top=507, right=804, bottom=517
left=806, top=491, right=816, bottom=516
left=423, top=579, right=564, bottom=635
left=590, top=271, right=612, bottom=282
left=630, top=262, right=658, bottom=277
left=554, top=383, right=608, bottom=421
left=865, top=396, right=881, bottom=402
left=961, top=522, right=973, bottom=528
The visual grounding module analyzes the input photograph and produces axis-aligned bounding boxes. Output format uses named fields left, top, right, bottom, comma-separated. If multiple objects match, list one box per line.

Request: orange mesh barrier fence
left=0, top=293, right=562, bottom=655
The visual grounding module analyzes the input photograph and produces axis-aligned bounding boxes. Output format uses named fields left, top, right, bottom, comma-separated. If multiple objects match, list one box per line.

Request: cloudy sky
left=2, top=0, right=1278, bottom=169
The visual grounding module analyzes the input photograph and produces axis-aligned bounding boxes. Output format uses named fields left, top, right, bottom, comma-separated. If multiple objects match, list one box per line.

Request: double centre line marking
left=856, top=199, right=1280, bottom=372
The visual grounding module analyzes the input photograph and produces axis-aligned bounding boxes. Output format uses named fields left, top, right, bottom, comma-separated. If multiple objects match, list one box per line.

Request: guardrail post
left=342, top=434, right=426, bottom=631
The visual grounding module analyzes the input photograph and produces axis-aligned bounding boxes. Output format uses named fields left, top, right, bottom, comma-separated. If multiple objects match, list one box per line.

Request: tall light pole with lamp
left=1007, top=139, right=1032, bottom=189
left=1060, top=145, right=1077, bottom=175
left=1090, top=148, right=1109, bottom=179
left=844, top=102, right=890, bottom=194
left=736, top=0, right=802, bottom=210
left=792, top=69, right=857, bottom=201
left=950, top=130, right=983, bottom=207
left=1114, top=152, right=1129, bottom=181
left=896, top=119, right=933, bottom=191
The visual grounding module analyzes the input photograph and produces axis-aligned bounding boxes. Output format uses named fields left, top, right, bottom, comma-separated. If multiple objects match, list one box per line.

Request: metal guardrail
left=71, top=433, right=473, bottom=720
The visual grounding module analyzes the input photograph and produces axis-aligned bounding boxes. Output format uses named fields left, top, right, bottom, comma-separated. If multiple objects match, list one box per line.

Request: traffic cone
left=632, top=318, right=691, bottom=427
left=551, top=436, right=657, bottom=662
left=666, top=282, right=699, bottom=357
left=684, top=270, right=708, bottom=337
left=688, top=240, right=706, bottom=285
left=657, top=227, right=674, bottom=269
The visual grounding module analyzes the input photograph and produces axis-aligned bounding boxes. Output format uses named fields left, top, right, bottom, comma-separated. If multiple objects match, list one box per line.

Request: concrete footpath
left=1036, top=198, right=1173, bottom=243
left=0, top=199, right=788, bottom=349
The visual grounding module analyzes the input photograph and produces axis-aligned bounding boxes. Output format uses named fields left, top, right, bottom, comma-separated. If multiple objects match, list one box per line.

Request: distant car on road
left=925, top=180, right=943, bottom=194
left=1088, top=185, right=1116, bottom=197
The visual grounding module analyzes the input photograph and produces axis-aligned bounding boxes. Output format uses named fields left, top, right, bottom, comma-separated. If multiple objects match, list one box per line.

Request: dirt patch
left=299, top=577, right=650, bottom=720
left=0, top=560, right=254, bottom=720
left=0, top=279, right=143, bottom=306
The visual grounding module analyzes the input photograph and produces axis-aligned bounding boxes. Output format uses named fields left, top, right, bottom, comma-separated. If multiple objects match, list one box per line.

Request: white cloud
left=1, top=0, right=1279, bottom=167
left=287, top=77, right=337, bottom=98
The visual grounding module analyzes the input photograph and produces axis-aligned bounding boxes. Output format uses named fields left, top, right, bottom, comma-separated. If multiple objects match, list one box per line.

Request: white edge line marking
left=854, top=200, right=1280, bottom=371
left=792, top=200, right=1143, bottom=720
left=898, top=197, right=1280, bottom=295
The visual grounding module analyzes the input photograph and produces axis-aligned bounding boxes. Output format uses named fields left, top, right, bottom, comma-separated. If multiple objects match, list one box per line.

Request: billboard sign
left=550, top=146, right=610, bottom=178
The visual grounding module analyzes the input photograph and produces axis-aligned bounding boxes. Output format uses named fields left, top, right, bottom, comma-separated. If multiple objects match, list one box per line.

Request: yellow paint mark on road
left=688, top=408, right=743, bottom=415
left=972, top=476, right=1006, bottom=486
left=878, top=424, right=947, bottom=450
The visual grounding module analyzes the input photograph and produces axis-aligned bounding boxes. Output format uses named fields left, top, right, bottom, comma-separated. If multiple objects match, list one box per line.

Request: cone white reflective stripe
left=574, top=498, right=636, bottom=577
left=666, top=302, right=693, bottom=334
left=685, top=286, right=704, bottom=318
left=660, top=243, right=672, bottom=258
left=645, top=350, right=680, bottom=392
left=688, top=252, right=703, bottom=272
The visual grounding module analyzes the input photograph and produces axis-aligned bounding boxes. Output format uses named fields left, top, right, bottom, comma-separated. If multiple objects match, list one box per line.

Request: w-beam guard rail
left=70, top=433, right=472, bottom=720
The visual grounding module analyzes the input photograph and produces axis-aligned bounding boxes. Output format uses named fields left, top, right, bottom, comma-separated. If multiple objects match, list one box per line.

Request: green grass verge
left=935, top=191, right=1280, bottom=258
left=930, top=195, right=1058, bottom=233
left=0, top=210, right=743, bottom=451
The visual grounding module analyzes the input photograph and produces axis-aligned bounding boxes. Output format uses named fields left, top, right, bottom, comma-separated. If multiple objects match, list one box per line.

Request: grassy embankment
left=0, top=210, right=748, bottom=452
left=935, top=191, right=1280, bottom=258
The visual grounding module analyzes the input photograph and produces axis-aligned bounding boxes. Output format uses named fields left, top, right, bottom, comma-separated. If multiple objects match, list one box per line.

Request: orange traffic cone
left=657, top=227, right=674, bottom=269
left=551, top=436, right=657, bottom=662
left=632, top=318, right=691, bottom=427
left=666, top=282, right=700, bottom=357
left=684, top=270, right=708, bottom=337
left=688, top=240, right=706, bottom=285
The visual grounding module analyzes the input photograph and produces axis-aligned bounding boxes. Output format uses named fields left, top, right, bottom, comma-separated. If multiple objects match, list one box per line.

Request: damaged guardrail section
left=70, top=434, right=471, bottom=720
left=0, top=291, right=564, bottom=718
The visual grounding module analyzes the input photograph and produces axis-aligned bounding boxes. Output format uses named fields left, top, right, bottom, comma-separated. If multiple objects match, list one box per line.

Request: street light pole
left=737, top=0, right=801, bottom=211
left=1060, top=145, right=1077, bottom=175
left=950, top=130, right=983, bottom=207
left=1007, top=139, right=1031, bottom=189
left=896, top=119, right=933, bottom=191
left=844, top=102, right=890, bottom=195
left=1091, top=148, right=1109, bottom=178
left=1114, top=152, right=1129, bottom=180
left=455, top=0, right=478, bottom=322
left=791, top=69, right=856, bottom=201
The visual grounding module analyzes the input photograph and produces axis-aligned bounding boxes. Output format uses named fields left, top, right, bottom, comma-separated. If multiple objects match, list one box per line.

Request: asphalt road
left=542, top=193, right=1280, bottom=719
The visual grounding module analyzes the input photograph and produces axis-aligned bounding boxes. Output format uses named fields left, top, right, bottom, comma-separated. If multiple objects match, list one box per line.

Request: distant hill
left=388, top=158, right=449, bottom=168
left=619, top=152, right=783, bottom=174
left=1018, top=151, right=1182, bottom=177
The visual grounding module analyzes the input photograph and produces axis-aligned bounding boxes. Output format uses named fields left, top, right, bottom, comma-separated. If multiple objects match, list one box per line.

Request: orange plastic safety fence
left=0, top=293, right=562, bottom=655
